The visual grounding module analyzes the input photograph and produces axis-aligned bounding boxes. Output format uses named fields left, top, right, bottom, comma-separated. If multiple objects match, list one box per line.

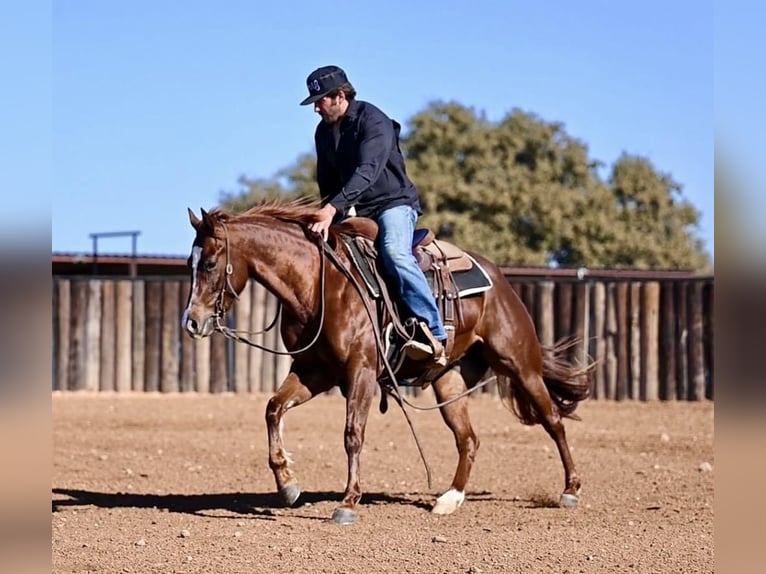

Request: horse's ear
left=200, top=208, right=214, bottom=229
left=188, top=208, right=202, bottom=230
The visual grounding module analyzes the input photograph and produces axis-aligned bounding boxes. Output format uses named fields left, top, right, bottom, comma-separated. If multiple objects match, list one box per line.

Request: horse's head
left=182, top=208, right=249, bottom=339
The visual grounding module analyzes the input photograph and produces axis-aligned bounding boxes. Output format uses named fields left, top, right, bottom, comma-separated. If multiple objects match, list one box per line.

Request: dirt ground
left=52, top=392, right=714, bottom=574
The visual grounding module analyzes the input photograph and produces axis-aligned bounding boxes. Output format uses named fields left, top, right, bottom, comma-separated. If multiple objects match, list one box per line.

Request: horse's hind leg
left=430, top=367, right=480, bottom=515
left=479, top=266, right=584, bottom=506
left=531, top=375, right=580, bottom=505
left=265, top=369, right=331, bottom=507
left=503, top=368, right=581, bottom=507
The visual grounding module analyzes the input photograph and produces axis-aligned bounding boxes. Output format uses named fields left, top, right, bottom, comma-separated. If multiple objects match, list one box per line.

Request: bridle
left=211, top=221, right=328, bottom=356
left=213, top=222, right=241, bottom=321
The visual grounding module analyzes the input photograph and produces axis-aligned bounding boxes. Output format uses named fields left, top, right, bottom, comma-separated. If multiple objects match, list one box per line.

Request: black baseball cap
left=300, top=65, right=349, bottom=106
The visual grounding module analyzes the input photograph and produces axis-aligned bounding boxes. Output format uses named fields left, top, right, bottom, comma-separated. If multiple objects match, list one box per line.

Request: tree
left=602, top=154, right=709, bottom=269
left=220, top=101, right=710, bottom=270
left=404, top=101, right=709, bottom=269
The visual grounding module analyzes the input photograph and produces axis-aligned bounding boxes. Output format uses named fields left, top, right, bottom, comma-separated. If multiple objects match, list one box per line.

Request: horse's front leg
left=331, top=367, right=377, bottom=525
left=265, top=369, right=331, bottom=507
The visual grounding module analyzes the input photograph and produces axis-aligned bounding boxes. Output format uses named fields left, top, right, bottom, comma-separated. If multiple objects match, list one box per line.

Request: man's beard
left=321, top=101, right=342, bottom=124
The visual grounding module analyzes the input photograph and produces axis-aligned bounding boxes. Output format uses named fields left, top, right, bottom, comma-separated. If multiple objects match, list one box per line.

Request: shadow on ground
left=53, top=487, right=557, bottom=520
left=52, top=488, right=427, bottom=520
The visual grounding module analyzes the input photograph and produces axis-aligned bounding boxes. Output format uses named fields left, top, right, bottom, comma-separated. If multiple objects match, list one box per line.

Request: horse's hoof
left=559, top=493, right=579, bottom=508
left=331, top=508, right=356, bottom=525
left=432, top=488, right=465, bottom=515
left=278, top=483, right=301, bottom=507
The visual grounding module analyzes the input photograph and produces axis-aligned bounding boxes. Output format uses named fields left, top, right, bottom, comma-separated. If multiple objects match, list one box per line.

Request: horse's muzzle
left=182, top=309, right=215, bottom=339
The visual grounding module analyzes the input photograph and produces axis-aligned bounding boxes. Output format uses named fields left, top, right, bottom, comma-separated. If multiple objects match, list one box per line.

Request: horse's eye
left=204, top=260, right=216, bottom=272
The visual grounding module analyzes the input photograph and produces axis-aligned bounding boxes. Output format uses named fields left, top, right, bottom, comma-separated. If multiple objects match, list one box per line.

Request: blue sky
left=10, top=1, right=728, bottom=260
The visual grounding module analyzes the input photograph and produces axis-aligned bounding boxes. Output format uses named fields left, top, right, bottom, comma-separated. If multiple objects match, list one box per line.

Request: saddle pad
left=425, top=254, right=493, bottom=297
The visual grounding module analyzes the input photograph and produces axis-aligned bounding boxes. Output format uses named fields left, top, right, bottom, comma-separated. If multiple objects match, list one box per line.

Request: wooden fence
left=52, top=276, right=713, bottom=400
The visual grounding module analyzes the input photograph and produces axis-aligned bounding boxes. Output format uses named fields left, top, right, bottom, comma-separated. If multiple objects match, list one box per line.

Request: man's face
left=314, top=94, right=344, bottom=124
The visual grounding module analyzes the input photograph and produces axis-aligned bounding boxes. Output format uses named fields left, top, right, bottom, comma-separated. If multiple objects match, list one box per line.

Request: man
left=300, top=65, right=447, bottom=368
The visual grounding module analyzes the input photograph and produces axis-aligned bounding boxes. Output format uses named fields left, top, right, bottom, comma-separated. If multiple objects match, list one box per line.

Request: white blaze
left=181, top=246, right=203, bottom=326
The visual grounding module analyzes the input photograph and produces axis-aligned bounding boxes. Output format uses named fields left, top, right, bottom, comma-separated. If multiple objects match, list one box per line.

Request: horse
left=182, top=200, right=593, bottom=525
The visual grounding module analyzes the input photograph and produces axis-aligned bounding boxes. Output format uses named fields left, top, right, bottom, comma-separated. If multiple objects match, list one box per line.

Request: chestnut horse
left=182, top=200, right=592, bottom=525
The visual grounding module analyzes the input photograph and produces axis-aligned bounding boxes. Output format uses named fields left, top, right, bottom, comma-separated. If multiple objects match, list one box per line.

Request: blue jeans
left=376, top=205, right=447, bottom=341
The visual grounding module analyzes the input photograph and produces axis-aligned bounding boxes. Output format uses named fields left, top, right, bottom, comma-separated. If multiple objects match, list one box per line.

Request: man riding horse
left=301, top=65, right=448, bottom=369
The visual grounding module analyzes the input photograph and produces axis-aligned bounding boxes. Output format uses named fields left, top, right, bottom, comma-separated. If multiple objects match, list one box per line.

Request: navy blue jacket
left=314, top=99, right=421, bottom=220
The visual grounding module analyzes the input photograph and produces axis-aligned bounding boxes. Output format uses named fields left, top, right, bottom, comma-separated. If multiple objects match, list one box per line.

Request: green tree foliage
left=404, top=102, right=709, bottom=269
left=220, top=101, right=709, bottom=270
left=603, top=154, right=709, bottom=269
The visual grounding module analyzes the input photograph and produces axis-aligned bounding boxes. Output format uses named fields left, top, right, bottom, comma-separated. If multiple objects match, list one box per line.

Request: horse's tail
left=497, top=338, right=595, bottom=425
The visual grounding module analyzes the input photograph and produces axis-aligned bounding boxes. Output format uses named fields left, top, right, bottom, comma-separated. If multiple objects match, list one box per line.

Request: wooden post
left=144, top=281, right=163, bottom=392
left=178, top=280, right=195, bottom=392
left=115, top=280, right=133, bottom=392
left=538, top=282, right=555, bottom=347
left=99, top=280, right=116, bottom=392
left=675, top=282, right=689, bottom=400
left=249, top=282, right=267, bottom=392
left=703, top=280, right=714, bottom=400
left=55, top=280, right=71, bottom=391
left=554, top=282, right=573, bottom=345
left=615, top=282, right=629, bottom=401
left=53, top=280, right=59, bottom=390
left=641, top=282, right=660, bottom=401
left=233, top=281, right=252, bottom=393
left=68, top=281, right=88, bottom=391
left=84, top=280, right=102, bottom=392
left=659, top=282, right=677, bottom=400
left=629, top=282, right=641, bottom=399
left=131, top=281, right=146, bottom=392
left=160, top=281, right=180, bottom=392
left=604, top=283, right=618, bottom=400
left=687, top=280, right=705, bottom=401
left=591, top=282, right=606, bottom=399
left=572, top=282, right=589, bottom=368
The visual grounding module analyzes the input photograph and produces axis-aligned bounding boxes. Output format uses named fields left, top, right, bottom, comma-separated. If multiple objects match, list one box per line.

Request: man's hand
left=309, top=203, right=337, bottom=241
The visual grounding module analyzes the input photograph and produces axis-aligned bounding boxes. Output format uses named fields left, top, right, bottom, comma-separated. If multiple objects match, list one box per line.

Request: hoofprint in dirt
left=52, top=393, right=713, bottom=574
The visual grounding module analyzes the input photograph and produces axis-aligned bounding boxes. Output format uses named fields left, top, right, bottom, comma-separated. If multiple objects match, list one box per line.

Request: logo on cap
left=300, top=66, right=348, bottom=106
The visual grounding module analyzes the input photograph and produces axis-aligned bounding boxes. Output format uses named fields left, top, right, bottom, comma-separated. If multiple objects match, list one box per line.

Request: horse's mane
left=208, top=197, right=323, bottom=227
